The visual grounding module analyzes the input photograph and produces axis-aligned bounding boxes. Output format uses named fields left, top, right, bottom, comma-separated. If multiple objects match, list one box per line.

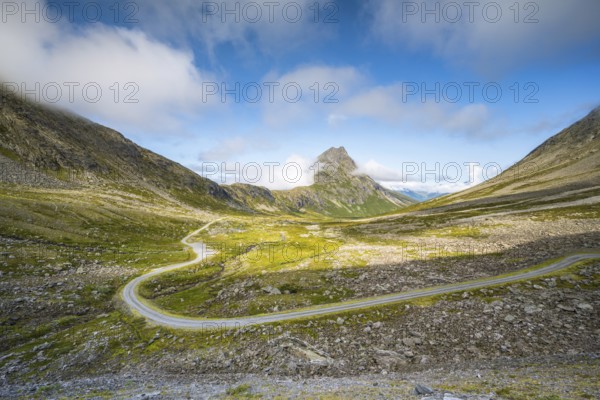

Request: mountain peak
left=317, top=146, right=357, bottom=171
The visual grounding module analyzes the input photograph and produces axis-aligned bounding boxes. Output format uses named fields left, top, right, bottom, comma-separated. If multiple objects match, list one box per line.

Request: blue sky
left=1, top=0, right=599, bottom=192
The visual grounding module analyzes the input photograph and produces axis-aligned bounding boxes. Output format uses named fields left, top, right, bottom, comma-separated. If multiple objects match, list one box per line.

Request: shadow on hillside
left=156, top=231, right=600, bottom=318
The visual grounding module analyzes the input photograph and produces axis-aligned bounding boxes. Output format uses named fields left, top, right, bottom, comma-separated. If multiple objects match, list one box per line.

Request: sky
left=1, top=0, right=599, bottom=193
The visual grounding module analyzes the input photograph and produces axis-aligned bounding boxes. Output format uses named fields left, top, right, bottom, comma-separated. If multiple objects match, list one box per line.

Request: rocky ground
left=1, top=355, right=599, bottom=399
left=1, top=257, right=598, bottom=398
left=1, top=212, right=599, bottom=399
left=152, top=215, right=600, bottom=318
left=138, top=262, right=600, bottom=375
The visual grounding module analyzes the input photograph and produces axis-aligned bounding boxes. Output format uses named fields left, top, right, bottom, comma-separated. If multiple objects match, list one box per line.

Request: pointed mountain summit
left=224, top=146, right=417, bottom=217
left=313, top=146, right=360, bottom=186
left=311, top=147, right=359, bottom=186
left=317, top=146, right=357, bottom=171
left=270, top=147, right=416, bottom=217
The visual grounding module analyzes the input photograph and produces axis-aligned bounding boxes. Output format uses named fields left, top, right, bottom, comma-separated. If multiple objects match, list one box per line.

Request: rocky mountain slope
left=0, top=89, right=413, bottom=217
left=0, top=88, right=237, bottom=210
left=427, top=106, right=600, bottom=208
left=225, top=147, right=417, bottom=217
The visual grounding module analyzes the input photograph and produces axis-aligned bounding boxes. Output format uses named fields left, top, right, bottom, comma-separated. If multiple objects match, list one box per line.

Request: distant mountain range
left=2, top=87, right=598, bottom=216
left=393, top=188, right=449, bottom=202
left=0, top=88, right=415, bottom=217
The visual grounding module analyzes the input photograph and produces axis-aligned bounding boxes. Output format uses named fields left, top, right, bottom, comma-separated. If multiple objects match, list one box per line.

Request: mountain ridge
left=0, top=88, right=238, bottom=211
left=420, top=106, right=600, bottom=209
left=224, top=146, right=417, bottom=217
left=0, top=89, right=414, bottom=217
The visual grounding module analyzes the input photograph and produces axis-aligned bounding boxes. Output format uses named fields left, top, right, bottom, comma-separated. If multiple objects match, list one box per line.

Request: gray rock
left=414, top=384, right=434, bottom=395
left=374, top=350, right=406, bottom=369
left=443, top=395, right=463, bottom=400
left=557, top=304, right=576, bottom=312
left=524, top=305, right=542, bottom=314
left=136, top=392, right=161, bottom=399
left=504, top=314, right=516, bottom=322
left=286, top=361, right=298, bottom=373
left=262, top=286, right=281, bottom=295
left=33, top=342, right=51, bottom=352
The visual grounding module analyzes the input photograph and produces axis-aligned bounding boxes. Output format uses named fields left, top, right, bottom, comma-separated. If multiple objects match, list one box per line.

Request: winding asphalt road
left=122, top=221, right=600, bottom=329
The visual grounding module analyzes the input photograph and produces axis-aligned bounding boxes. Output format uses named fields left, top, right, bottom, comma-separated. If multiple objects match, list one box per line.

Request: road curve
left=122, top=221, right=600, bottom=329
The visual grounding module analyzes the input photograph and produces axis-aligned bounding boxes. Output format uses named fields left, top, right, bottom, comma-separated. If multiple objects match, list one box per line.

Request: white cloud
left=277, top=154, right=317, bottom=189
left=194, top=153, right=317, bottom=190
left=366, top=0, right=600, bottom=76
left=355, top=160, right=403, bottom=181
left=442, top=104, right=491, bottom=136
left=0, top=0, right=218, bottom=132
left=259, top=65, right=496, bottom=136
left=382, top=179, right=475, bottom=195
left=136, top=0, right=336, bottom=62
left=339, top=89, right=494, bottom=136
left=359, top=160, right=489, bottom=194
left=339, top=84, right=406, bottom=122
left=327, top=113, right=348, bottom=127
left=198, top=135, right=278, bottom=161
left=260, top=65, right=365, bottom=128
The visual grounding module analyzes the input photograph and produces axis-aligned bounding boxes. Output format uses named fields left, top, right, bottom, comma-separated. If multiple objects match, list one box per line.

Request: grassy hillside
left=1, top=91, right=414, bottom=219
left=426, top=107, right=600, bottom=209
left=0, top=88, right=239, bottom=212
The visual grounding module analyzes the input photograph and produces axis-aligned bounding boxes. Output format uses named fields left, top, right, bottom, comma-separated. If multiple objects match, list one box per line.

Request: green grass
left=136, top=200, right=600, bottom=319
left=426, top=225, right=485, bottom=238
left=0, top=185, right=215, bottom=352
left=2, top=165, right=600, bottom=389
left=187, top=217, right=343, bottom=275
left=528, top=203, right=600, bottom=221
left=145, top=261, right=356, bottom=317
left=0, top=145, right=20, bottom=161
left=3, top=253, right=598, bottom=387
left=225, top=383, right=252, bottom=396
left=0, top=186, right=204, bottom=270
left=140, top=238, right=600, bottom=319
